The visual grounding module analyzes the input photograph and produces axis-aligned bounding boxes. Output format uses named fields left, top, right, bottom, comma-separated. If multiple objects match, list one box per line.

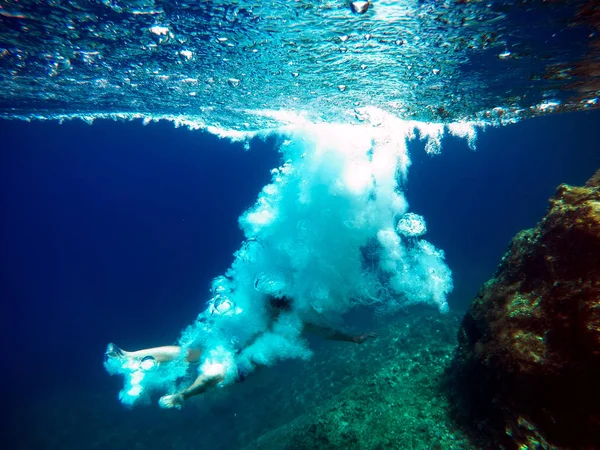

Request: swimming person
left=105, top=294, right=377, bottom=409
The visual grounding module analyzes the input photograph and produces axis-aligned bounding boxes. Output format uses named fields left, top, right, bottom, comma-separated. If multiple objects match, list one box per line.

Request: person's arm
left=303, top=322, right=377, bottom=343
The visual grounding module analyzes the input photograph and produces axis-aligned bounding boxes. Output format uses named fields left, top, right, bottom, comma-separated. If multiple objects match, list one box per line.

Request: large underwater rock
left=451, top=170, right=600, bottom=449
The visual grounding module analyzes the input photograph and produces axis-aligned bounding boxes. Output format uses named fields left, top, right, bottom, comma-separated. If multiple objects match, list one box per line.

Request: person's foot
left=104, top=343, right=133, bottom=375
left=105, top=343, right=125, bottom=361
left=159, top=393, right=185, bottom=409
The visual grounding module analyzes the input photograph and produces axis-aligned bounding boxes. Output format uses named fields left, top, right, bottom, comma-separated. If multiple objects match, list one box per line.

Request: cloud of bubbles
left=107, top=117, right=471, bottom=405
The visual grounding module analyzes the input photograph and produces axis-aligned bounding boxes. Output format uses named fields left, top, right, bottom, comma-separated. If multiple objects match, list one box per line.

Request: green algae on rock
left=245, top=307, right=472, bottom=450
left=449, top=169, right=600, bottom=449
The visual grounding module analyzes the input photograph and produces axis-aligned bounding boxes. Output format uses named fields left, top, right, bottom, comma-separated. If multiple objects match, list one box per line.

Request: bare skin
left=121, top=346, right=201, bottom=364
left=109, top=323, right=377, bottom=409
left=159, top=370, right=225, bottom=409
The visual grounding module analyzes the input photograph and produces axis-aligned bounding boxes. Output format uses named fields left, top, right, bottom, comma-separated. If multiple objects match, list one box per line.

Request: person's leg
left=106, top=343, right=201, bottom=363
left=159, top=369, right=225, bottom=409
left=158, top=353, right=256, bottom=409
left=302, top=322, right=378, bottom=343
left=123, top=346, right=202, bottom=363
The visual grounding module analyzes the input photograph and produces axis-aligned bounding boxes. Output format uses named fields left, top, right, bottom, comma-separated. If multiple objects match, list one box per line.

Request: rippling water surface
left=1, top=0, right=598, bottom=129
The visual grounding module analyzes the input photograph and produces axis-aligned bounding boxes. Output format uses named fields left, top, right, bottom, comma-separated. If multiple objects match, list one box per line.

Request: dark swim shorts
left=235, top=360, right=252, bottom=383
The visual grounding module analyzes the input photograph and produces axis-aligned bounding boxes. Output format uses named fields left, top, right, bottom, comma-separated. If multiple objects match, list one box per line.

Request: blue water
left=1, top=112, right=599, bottom=448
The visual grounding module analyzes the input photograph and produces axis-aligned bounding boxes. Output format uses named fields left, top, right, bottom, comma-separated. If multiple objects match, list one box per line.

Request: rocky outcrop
left=450, top=170, right=600, bottom=449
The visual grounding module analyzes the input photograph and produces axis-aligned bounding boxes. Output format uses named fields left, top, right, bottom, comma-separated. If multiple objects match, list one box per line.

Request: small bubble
left=149, top=25, right=169, bottom=36
left=149, top=25, right=171, bottom=44
left=179, top=50, right=193, bottom=60
left=350, top=1, right=371, bottom=14
left=354, top=109, right=367, bottom=121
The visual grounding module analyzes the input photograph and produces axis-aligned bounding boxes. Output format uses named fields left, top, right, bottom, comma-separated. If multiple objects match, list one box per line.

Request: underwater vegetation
left=245, top=308, right=470, bottom=450
left=449, top=170, right=600, bottom=449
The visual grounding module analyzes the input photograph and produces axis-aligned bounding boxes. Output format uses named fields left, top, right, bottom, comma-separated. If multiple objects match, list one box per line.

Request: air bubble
left=179, top=50, right=193, bottom=60
left=149, top=25, right=171, bottom=44
left=396, top=213, right=427, bottom=237
left=350, top=1, right=371, bottom=14
left=149, top=25, right=169, bottom=36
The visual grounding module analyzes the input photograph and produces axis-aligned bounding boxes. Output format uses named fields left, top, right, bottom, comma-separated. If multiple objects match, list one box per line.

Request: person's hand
left=159, top=393, right=185, bottom=409
left=352, top=332, right=378, bottom=344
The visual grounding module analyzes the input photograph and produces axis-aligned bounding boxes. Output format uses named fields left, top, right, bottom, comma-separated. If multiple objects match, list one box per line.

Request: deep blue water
left=1, top=112, right=599, bottom=448
left=0, top=121, right=281, bottom=402
left=408, top=112, right=600, bottom=310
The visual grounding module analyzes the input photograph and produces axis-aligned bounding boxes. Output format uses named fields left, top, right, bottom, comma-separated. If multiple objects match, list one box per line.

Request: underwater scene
left=1, top=1, right=599, bottom=449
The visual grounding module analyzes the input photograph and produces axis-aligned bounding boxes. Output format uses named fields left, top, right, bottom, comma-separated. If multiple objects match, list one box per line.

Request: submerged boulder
left=450, top=170, right=600, bottom=449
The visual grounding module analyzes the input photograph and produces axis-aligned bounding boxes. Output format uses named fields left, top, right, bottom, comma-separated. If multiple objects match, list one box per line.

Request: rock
left=449, top=169, right=600, bottom=449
